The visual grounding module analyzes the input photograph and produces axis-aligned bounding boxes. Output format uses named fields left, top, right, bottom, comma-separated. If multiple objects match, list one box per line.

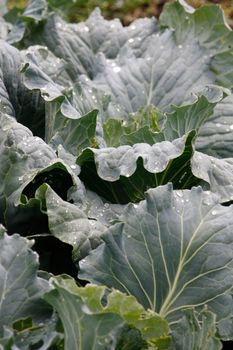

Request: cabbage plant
left=1, top=0, right=233, bottom=348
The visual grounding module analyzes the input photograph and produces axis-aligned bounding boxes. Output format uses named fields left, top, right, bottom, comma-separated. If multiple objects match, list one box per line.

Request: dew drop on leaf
left=113, top=66, right=121, bottom=73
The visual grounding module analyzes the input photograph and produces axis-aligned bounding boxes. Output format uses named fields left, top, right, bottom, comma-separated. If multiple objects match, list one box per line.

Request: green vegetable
left=1, top=0, right=233, bottom=348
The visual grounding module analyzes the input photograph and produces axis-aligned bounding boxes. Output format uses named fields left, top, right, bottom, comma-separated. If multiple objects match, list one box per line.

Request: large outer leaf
left=90, top=35, right=215, bottom=115
left=0, top=112, right=74, bottom=233
left=44, top=276, right=170, bottom=350
left=0, top=225, right=51, bottom=329
left=79, top=184, right=233, bottom=323
left=196, top=94, right=233, bottom=158
left=0, top=40, right=45, bottom=137
left=160, top=0, right=233, bottom=88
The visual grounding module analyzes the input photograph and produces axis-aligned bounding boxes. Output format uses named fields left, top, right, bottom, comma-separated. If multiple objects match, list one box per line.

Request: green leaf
left=77, top=131, right=200, bottom=204
left=49, top=109, right=98, bottom=156
left=79, top=184, right=233, bottom=323
left=0, top=17, right=9, bottom=40
left=22, top=56, right=79, bottom=120
left=0, top=225, right=51, bottom=329
left=22, top=45, right=70, bottom=88
left=160, top=0, right=233, bottom=88
left=192, top=151, right=233, bottom=203
left=0, top=40, right=45, bottom=137
left=38, top=184, right=106, bottom=261
left=170, top=308, right=222, bottom=350
left=0, top=112, right=74, bottom=233
left=11, top=313, right=63, bottom=350
left=22, top=0, right=48, bottom=21
left=0, top=0, right=7, bottom=16
left=44, top=276, right=170, bottom=349
left=103, top=87, right=227, bottom=147
left=0, top=327, right=17, bottom=350
left=10, top=4, right=158, bottom=78
left=196, top=94, right=233, bottom=158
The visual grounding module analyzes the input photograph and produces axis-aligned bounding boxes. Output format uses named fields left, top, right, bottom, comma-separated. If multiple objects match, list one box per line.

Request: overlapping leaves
left=1, top=0, right=233, bottom=349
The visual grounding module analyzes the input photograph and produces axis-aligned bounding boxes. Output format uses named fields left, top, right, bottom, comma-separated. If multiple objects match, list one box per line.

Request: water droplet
left=70, top=164, right=77, bottom=169
left=57, top=23, right=62, bottom=29
left=81, top=305, right=92, bottom=314
left=133, top=204, right=138, bottom=208
left=127, top=235, right=131, bottom=238
left=212, top=210, right=217, bottom=216
left=130, top=25, right=136, bottom=30
left=230, top=125, right=233, bottom=130
left=104, top=203, right=110, bottom=209
left=84, top=26, right=89, bottom=32
left=128, top=38, right=134, bottom=43
left=178, top=44, right=183, bottom=49
left=216, top=123, right=221, bottom=127
left=176, top=191, right=183, bottom=198
left=113, top=66, right=121, bottom=73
